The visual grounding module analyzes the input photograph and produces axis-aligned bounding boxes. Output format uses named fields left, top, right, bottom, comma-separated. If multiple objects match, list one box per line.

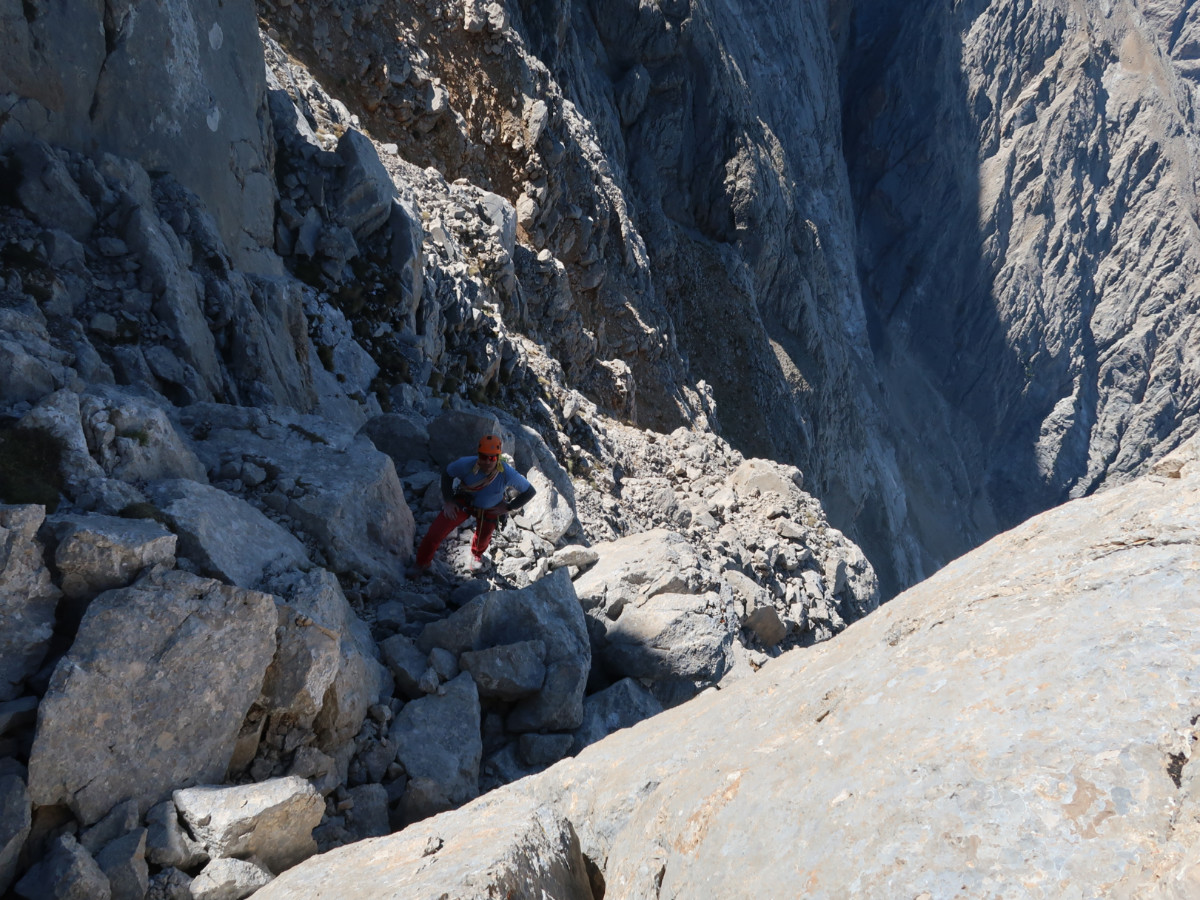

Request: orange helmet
left=477, top=434, right=502, bottom=456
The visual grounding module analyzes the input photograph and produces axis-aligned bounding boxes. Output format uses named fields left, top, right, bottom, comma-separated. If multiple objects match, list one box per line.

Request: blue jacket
left=444, top=456, right=534, bottom=510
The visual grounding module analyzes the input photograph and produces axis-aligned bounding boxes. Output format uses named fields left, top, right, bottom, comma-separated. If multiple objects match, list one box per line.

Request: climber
left=413, top=433, right=536, bottom=572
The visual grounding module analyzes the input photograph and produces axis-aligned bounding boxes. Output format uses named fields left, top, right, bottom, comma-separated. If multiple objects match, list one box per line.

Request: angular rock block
left=44, top=512, right=177, bottom=600
left=460, top=640, right=547, bottom=701
left=189, top=857, right=273, bottom=900
left=174, top=776, right=323, bottom=875
left=419, top=569, right=589, bottom=732
left=254, top=796, right=594, bottom=900
left=0, top=505, right=62, bottom=701
left=182, top=405, right=416, bottom=580
left=15, top=834, right=110, bottom=900
left=572, top=677, right=663, bottom=754
left=27, top=569, right=276, bottom=824
left=601, top=591, right=732, bottom=684
left=389, top=672, right=481, bottom=814
left=266, top=569, right=391, bottom=753
left=146, top=479, right=310, bottom=589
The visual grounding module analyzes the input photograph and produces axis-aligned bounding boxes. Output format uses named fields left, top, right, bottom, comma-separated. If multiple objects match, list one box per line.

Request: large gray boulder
left=188, top=858, right=273, bottom=900
left=173, top=777, right=323, bottom=874
left=0, top=774, right=31, bottom=894
left=77, top=388, right=208, bottom=484
left=181, top=405, right=415, bottom=581
left=14, top=833, right=110, bottom=900
left=426, top=410, right=501, bottom=467
left=246, top=438, right=1200, bottom=897
left=27, top=569, right=277, bottom=824
left=389, top=672, right=481, bottom=821
left=331, top=128, right=397, bottom=240
left=43, top=513, right=177, bottom=601
left=571, top=677, right=663, bottom=754
left=93, top=828, right=148, bottom=900
left=0, top=504, right=62, bottom=701
left=419, top=569, right=590, bottom=732
left=145, top=479, right=310, bottom=588
left=600, top=591, right=732, bottom=685
left=254, top=796, right=593, bottom=900
left=265, top=569, right=391, bottom=754
left=571, top=529, right=701, bottom=618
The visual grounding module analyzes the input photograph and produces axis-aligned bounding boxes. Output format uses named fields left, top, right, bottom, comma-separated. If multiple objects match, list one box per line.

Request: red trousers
left=415, top=502, right=501, bottom=567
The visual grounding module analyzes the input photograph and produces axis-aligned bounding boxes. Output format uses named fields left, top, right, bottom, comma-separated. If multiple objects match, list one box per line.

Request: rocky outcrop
left=27, top=569, right=277, bottom=824
left=2, top=0, right=278, bottom=272
left=256, top=438, right=1200, bottom=897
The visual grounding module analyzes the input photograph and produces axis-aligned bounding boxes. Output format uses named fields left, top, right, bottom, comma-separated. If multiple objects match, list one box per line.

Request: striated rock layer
left=259, top=438, right=1200, bottom=898
left=841, top=0, right=1200, bottom=570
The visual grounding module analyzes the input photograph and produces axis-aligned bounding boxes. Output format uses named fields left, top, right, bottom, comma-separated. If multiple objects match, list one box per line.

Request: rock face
left=27, top=569, right=277, bottom=824
left=839, top=0, right=1200, bottom=574
left=0, top=505, right=62, bottom=700
left=1, top=0, right=279, bottom=271
left=256, top=440, right=1200, bottom=897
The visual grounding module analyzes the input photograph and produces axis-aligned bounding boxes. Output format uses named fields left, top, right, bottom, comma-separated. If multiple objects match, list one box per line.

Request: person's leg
left=470, top=511, right=500, bottom=561
left=415, top=506, right=471, bottom=567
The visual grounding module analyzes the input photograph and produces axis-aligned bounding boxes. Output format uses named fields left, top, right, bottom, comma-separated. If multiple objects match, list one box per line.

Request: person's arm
left=441, top=468, right=458, bottom=516
left=506, top=483, right=536, bottom=512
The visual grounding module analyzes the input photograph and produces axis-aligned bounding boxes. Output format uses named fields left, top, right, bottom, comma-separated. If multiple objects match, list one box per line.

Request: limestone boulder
left=572, top=678, right=663, bottom=754
left=27, top=569, right=277, bottom=824
left=0, top=505, right=62, bottom=701
left=459, top=641, right=547, bottom=701
left=145, top=800, right=207, bottom=871
left=572, top=529, right=701, bottom=618
left=379, top=633, right=430, bottom=699
left=145, top=479, right=310, bottom=588
left=78, top=388, right=208, bottom=484
left=389, top=672, right=481, bottom=820
left=173, top=777, right=323, bottom=874
left=331, top=128, right=396, bottom=240
left=518, top=465, right=574, bottom=545
left=358, top=412, right=431, bottom=468
left=600, top=591, right=732, bottom=688
left=427, top=410, right=500, bottom=466
left=265, top=569, right=391, bottom=754
left=14, top=833, right=110, bottom=900
left=419, top=569, right=590, bottom=732
left=94, top=828, right=148, bottom=900
left=181, top=405, right=416, bottom=580
left=258, top=602, right=340, bottom=732
left=254, top=796, right=593, bottom=900
left=0, top=774, right=31, bottom=894
left=188, top=858, right=273, bottom=900
left=14, top=390, right=147, bottom=515
left=728, top=457, right=804, bottom=499
left=43, top=513, right=177, bottom=600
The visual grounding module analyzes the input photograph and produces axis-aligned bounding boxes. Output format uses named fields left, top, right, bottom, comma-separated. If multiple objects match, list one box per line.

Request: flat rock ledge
left=259, top=440, right=1200, bottom=898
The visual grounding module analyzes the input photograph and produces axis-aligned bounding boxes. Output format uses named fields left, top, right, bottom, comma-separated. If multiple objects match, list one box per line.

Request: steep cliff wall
left=258, top=0, right=926, bottom=595
left=841, top=0, right=1200, bottom=549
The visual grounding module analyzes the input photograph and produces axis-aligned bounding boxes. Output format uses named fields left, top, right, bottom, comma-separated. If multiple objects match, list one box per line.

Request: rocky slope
left=4, top=0, right=1200, bottom=896
left=0, top=0, right=878, bottom=895
left=258, top=436, right=1200, bottom=899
